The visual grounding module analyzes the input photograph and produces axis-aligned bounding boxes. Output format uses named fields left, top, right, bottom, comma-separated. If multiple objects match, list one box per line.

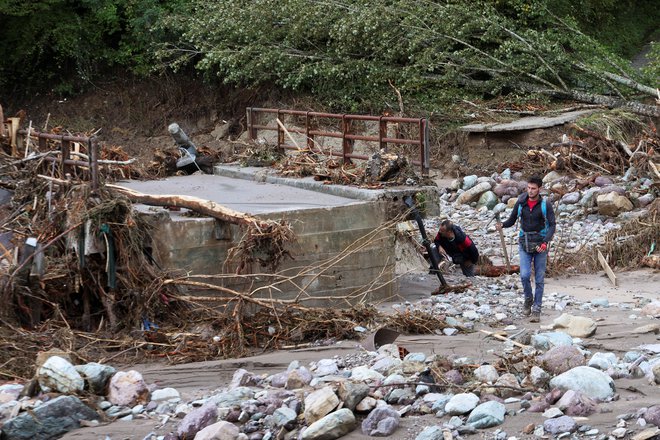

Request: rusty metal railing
left=246, top=108, right=430, bottom=176
left=16, top=128, right=100, bottom=190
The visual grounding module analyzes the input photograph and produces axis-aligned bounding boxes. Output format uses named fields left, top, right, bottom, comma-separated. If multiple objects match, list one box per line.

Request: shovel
left=403, top=196, right=470, bottom=294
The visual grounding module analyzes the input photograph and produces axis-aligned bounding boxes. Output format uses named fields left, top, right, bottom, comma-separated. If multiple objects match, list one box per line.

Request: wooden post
left=597, top=249, right=617, bottom=286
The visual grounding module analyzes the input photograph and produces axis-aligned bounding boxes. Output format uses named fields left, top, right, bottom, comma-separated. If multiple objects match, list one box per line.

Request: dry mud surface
left=58, top=269, right=660, bottom=440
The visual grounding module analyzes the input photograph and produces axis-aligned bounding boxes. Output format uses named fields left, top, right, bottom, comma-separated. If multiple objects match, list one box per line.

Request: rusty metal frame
left=16, top=128, right=100, bottom=190
left=246, top=107, right=430, bottom=176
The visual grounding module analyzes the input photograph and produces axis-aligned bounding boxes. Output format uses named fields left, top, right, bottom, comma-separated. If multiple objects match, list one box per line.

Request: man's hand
left=495, top=222, right=503, bottom=231
left=536, top=242, right=548, bottom=253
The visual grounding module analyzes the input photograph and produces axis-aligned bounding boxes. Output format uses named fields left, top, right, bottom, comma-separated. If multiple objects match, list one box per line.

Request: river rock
left=544, top=415, right=578, bottom=434
left=445, top=393, right=479, bottom=415
left=75, top=362, right=116, bottom=394
left=543, top=172, right=562, bottom=185
left=286, top=367, right=313, bottom=389
left=350, top=366, right=384, bottom=382
left=338, top=382, right=370, bottom=411
left=549, top=366, right=616, bottom=400
left=561, top=192, right=581, bottom=205
left=641, top=301, right=660, bottom=317
left=556, top=390, right=597, bottom=416
left=644, top=405, right=660, bottom=427
left=538, top=345, right=586, bottom=375
left=361, top=405, right=400, bottom=436
left=0, top=395, right=99, bottom=440
left=456, top=182, right=492, bottom=205
left=194, top=420, right=240, bottom=440
left=415, top=426, right=444, bottom=440
left=477, top=191, right=498, bottom=210
left=594, top=176, right=613, bottom=187
left=494, top=373, right=520, bottom=398
left=304, top=386, right=340, bottom=424
left=530, top=366, right=551, bottom=387
left=597, top=192, right=633, bottom=216
left=463, top=175, right=478, bottom=190
left=474, top=365, right=499, bottom=383
left=639, top=194, right=655, bottom=207
left=467, top=401, right=506, bottom=428
left=107, top=370, right=150, bottom=407
left=552, top=313, right=597, bottom=337
left=531, top=332, right=574, bottom=351
left=301, top=408, right=356, bottom=440
left=37, top=356, right=84, bottom=394
left=176, top=402, right=218, bottom=439
left=588, top=352, right=617, bottom=370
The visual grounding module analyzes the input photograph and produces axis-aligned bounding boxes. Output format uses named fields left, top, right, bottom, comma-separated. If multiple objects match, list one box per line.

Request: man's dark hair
left=528, top=176, right=543, bottom=187
left=440, top=219, right=453, bottom=229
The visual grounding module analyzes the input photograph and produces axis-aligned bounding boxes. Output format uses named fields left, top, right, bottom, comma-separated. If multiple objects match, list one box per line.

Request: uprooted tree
left=153, top=0, right=659, bottom=115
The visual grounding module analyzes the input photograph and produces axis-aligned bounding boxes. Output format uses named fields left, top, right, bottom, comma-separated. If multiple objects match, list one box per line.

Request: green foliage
left=151, top=0, right=654, bottom=113
left=0, top=0, right=180, bottom=93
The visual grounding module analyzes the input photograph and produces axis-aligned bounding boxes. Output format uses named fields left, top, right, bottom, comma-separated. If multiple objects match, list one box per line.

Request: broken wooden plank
left=597, top=249, right=617, bottom=286
left=479, top=329, right=530, bottom=349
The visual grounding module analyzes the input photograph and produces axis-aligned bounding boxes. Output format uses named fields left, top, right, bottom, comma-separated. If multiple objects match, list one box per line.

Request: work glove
left=536, top=242, right=548, bottom=253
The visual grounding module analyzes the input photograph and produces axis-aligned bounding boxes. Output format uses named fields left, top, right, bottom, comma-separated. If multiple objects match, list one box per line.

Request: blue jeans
left=519, top=244, right=547, bottom=312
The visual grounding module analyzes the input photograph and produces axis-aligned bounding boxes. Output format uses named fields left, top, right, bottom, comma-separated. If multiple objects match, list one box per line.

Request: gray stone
left=361, top=405, right=400, bottom=436
left=337, top=382, right=370, bottom=411
left=151, top=387, right=180, bottom=403
left=474, top=365, right=499, bottom=383
left=538, top=345, right=586, bottom=375
left=590, top=298, right=610, bottom=307
left=315, top=359, right=339, bottom=377
left=588, top=352, right=617, bottom=370
left=531, top=332, right=574, bottom=351
left=594, top=176, right=613, bottom=187
left=639, top=194, right=655, bottom=207
left=301, top=408, right=356, bottom=440
left=549, top=366, right=616, bottom=401
left=543, top=407, right=564, bottom=418
left=561, top=192, right=581, bottom=205
left=477, top=191, right=498, bottom=210
left=75, top=362, right=116, bottom=394
left=544, top=415, right=578, bottom=434
left=350, top=366, right=384, bottom=382
left=463, top=175, right=478, bottom=190
left=230, top=368, right=260, bottom=388
left=530, top=366, right=551, bottom=388
left=494, top=373, right=520, bottom=398
left=445, top=393, right=479, bottom=415
left=0, top=395, right=99, bottom=440
left=176, top=402, right=218, bottom=439
left=210, top=387, right=255, bottom=407
left=272, top=407, right=297, bottom=427
left=415, top=425, right=444, bottom=440
left=467, top=401, right=506, bottom=429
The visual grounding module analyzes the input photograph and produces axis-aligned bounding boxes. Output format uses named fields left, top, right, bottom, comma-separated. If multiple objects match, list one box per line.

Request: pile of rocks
left=444, top=169, right=656, bottom=219
left=2, top=293, right=659, bottom=440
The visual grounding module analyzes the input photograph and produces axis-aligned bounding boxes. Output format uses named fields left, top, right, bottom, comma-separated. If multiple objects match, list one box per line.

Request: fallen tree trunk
left=106, top=183, right=271, bottom=228
left=542, top=89, right=660, bottom=117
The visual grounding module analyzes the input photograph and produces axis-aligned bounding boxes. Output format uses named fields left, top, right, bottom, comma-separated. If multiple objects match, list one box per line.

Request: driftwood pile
left=526, top=120, right=660, bottom=181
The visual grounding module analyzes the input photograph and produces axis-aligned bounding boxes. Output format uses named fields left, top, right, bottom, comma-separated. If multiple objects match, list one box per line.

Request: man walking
left=434, top=219, right=480, bottom=277
left=496, top=176, right=556, bottom=322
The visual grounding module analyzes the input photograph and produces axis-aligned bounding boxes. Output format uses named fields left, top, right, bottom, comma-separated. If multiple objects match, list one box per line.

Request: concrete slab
left=117, top=174, right=365, bottom=216
left=460, top=110, right=595, bottom=132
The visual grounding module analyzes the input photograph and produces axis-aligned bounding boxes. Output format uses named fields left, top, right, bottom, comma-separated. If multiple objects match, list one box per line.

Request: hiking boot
left=522, top=298, right=533, bottom=316
left=529, top=311, right=541, bottom=323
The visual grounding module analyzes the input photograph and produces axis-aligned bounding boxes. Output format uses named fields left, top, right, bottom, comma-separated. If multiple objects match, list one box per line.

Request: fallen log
left=106, top=183, right=272, bottom=229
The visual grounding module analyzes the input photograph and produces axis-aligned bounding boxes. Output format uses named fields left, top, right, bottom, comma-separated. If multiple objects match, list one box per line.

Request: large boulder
left=301, top=408, right=356, bottom=440
left=0, top=396, right=98, bottom=440
left=552, top=313, right=597, bottom=338
left=549, top=366, right=615, bottom=401
left=538, top=345, right=586, bottom=375
left=456, top=182, right=492, bottom=205
left=597, top=192, right=633, bottom=216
